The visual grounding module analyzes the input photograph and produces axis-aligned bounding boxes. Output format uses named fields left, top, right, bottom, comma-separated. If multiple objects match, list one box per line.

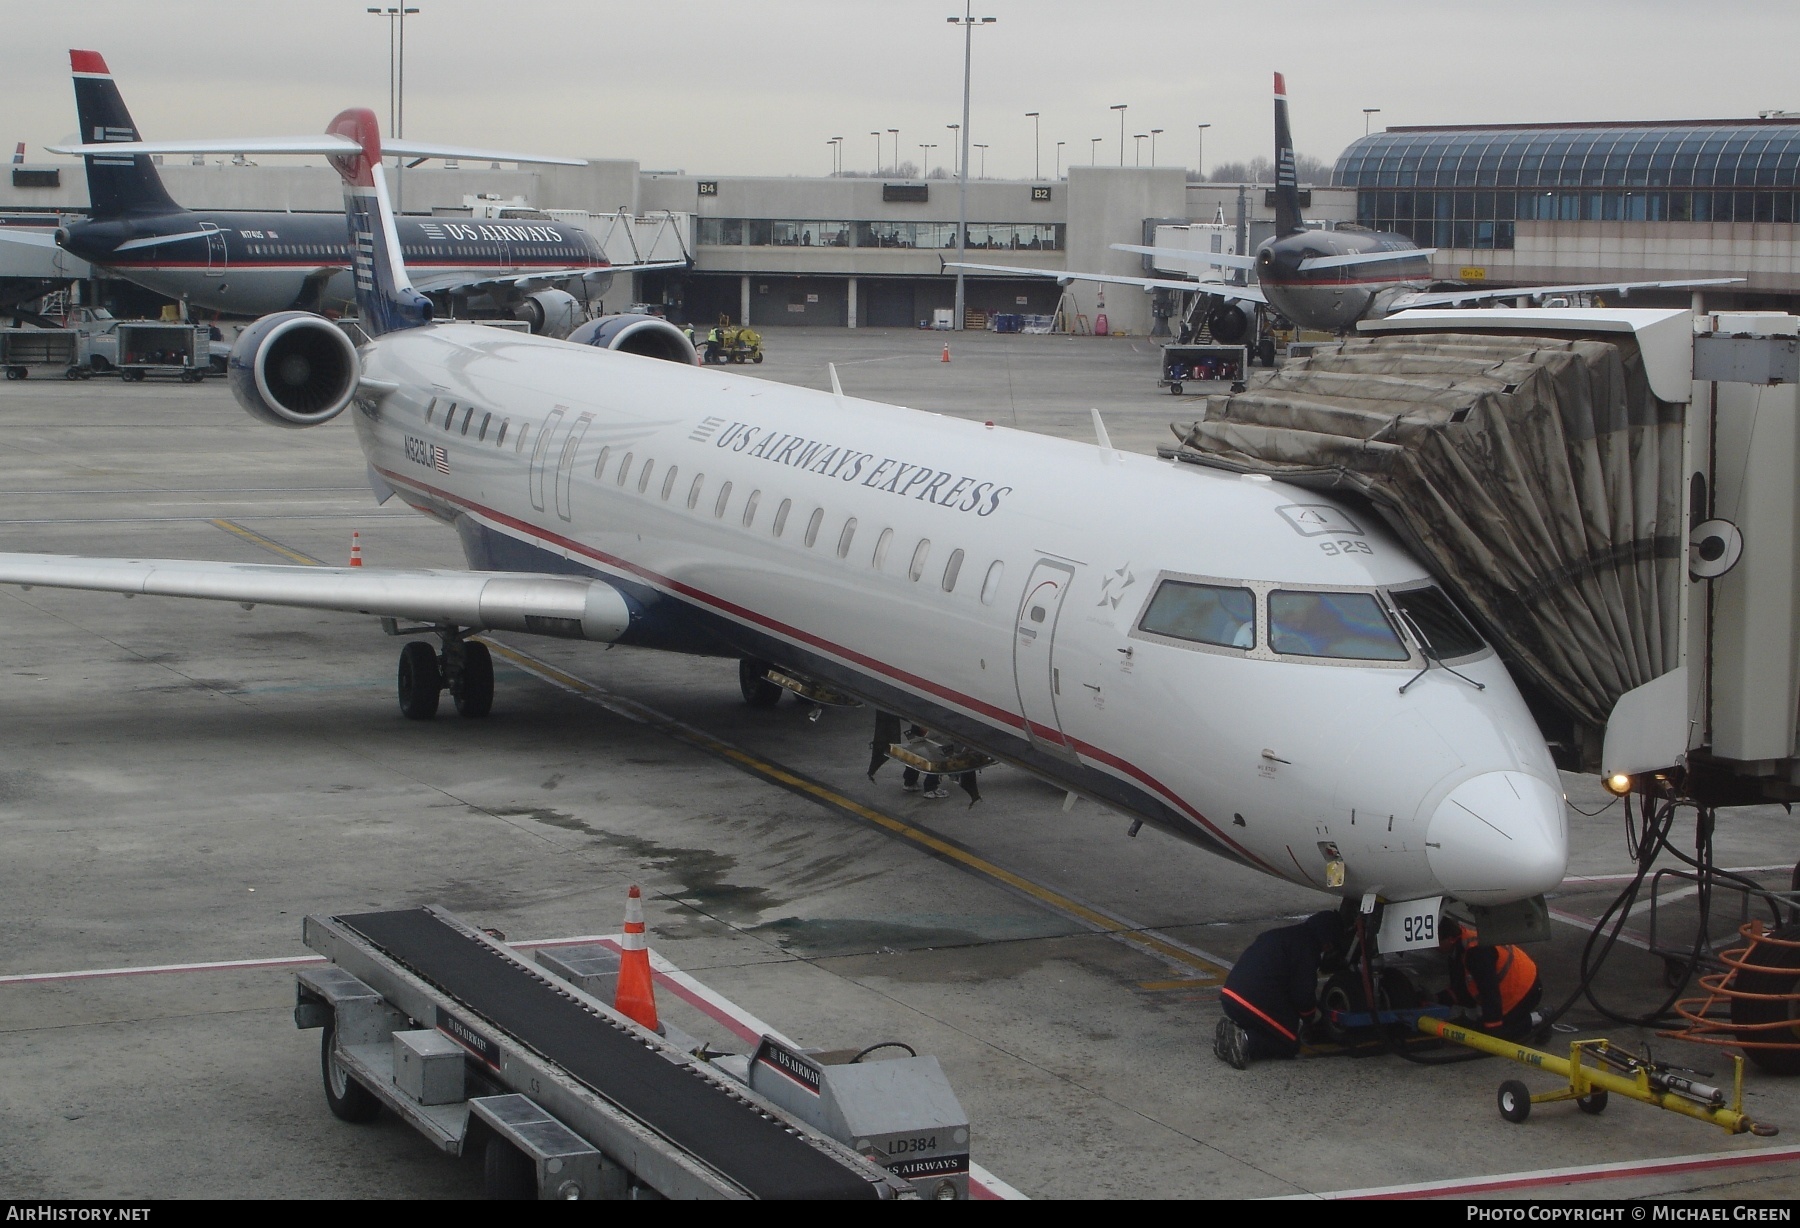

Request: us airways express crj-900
left=0, top=106, right=1569, bottom=920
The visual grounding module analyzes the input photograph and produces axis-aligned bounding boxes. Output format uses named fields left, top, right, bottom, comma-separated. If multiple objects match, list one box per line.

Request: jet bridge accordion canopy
left=1169, top=332, right=1683, bottom=741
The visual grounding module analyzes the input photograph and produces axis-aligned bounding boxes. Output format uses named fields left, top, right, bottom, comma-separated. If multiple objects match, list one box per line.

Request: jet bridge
left=1163, top=307, right=1800, bottom=810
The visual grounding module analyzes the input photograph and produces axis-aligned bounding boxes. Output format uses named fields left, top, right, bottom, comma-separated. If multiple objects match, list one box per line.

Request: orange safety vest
left=1461, top=932, right=1537, bottom=1016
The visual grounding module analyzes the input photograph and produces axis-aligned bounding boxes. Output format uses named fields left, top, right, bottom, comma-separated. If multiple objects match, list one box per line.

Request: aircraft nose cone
left=1425, top=771, right=1567, bottom=904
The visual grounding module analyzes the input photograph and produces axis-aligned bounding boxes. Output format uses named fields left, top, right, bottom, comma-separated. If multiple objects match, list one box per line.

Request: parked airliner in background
left=0, top=105, right=1570, bottom=923
left=0, top=52, right=670, bottom=334
left=953, top=73, right=1736, bottom=337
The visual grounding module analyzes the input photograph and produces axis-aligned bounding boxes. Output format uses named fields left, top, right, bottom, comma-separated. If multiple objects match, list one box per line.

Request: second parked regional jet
left=0, top=105, right=1571, bottom=933
left=952, top=74, right=1735, bottom=335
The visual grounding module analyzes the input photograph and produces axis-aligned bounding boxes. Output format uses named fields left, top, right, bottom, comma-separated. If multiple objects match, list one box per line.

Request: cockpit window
left=1139, top=581, right=1256, bottom=649
left=1269, top=590, right=1408, bottom=660
left=1389, top=585, right=1485, bottom=660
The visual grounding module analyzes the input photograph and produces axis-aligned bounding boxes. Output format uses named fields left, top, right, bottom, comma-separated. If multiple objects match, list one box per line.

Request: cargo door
left=528, top=406, right=566, bottom=512
left=1012, top=558, right=1079, bottom=760
left=554, top=412, right=592, bottom=522
left=198, top=221, right=227, bottom=277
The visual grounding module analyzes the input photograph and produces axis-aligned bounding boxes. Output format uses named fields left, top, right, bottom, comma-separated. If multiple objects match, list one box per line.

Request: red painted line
left=0, top=954, right=326, bottom=984
left=374, top=465, right=1279, bottom=876
left=1317, top=1145, right=1800, bottom=1201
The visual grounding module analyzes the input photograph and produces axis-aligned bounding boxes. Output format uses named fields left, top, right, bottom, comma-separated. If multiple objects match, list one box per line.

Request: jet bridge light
left=1604, top=773, right=1633, bottom=797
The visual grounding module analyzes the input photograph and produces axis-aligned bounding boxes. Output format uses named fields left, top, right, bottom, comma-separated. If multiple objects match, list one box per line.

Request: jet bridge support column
left=739, top=275, right=751, bottom=327
left=847, top=277, right=858, bottom=329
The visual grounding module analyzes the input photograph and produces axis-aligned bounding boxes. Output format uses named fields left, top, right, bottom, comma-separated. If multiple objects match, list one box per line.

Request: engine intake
left=566, top=314, right=697, bottom=365
left=228, top=311, right=360, bottom=428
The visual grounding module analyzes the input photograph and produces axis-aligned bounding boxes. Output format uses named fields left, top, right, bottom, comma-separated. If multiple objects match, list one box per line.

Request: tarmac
left=1, top=326, right=1797, bottom=1199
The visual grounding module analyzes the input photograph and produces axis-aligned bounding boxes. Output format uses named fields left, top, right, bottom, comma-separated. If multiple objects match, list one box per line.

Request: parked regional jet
left=0, top=106, right=1571, bottom=922
left=0, top=52, right=666, bottom=334
left=951, top=74, right=1735, bottom=336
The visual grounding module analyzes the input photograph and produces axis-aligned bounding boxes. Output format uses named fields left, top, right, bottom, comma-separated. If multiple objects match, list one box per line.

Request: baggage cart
left=1, top=328, right=85, bottom=381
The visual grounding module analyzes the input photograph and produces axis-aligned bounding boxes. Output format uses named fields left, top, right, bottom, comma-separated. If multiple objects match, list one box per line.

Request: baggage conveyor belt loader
left=294, top=907, right=969, bottom=1199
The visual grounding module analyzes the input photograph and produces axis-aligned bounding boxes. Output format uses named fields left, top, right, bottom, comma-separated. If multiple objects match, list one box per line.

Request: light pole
left=1133, top=134, right=1147, bottom=166
left=974, top=143, right=988, bottom=177
left=871, top=131, right=882, bottom=174
left=1196, top=122, right=1210, bottom=179
left=1025, top=111, right=1040, bottom=179
left=828, top=137, right=844, bottom=176
left=947, top=6, right=996, bottom=331
left=887, top=128, right=899, bottom=175
left=920, top=143, right=936, bottom=178
left=1055, top=140, right=1065, bottom=178
left=367, top=7, right=420, bottom=209
left=1363, top=108, right=1380, bottom=136
left=1111, top=104, right=1127, bottom=165
left=946, top=123, right=959, bottom=177
left=1090, top=137, right=1102, bottom=165
left=1150, top=128, right=1163, bottom=166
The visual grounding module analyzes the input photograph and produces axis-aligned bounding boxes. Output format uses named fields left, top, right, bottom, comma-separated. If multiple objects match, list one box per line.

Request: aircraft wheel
left=738, top=657, right=783, bottom=708
left=321, top=1019, right=382, bottom=1123
left=397, top=641, right=442, bottom=720
left=1497, top=1079, right=1532, bottom=1124
left=453, top=640, right=495, bottom=718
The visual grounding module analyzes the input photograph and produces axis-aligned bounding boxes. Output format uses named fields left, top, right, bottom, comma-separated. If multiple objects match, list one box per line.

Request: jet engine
left=512, top=289, right=583, bottom=338
left=1206, top=302, right=1251, bottom=344
left=566, top=314, right=698, bottom=365
left=227, top=310, right=360, bottom=429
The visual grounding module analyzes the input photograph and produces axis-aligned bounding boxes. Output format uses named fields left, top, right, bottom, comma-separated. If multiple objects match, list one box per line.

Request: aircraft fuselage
left=1255, top=228, right=1434, bottom=333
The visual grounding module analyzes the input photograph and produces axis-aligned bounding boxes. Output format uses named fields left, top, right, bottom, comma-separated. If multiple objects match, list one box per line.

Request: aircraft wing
left=0, top=554, right=632, bottom=641
left=944, top=259, right=1267, bottom=305
left=408, top=260, right=688, bottom=295
left=0, top=228, right=61, bottom=249
left=1400, top=276, right=1744, bottom=309
left=47, top=135, right=586, bottom=167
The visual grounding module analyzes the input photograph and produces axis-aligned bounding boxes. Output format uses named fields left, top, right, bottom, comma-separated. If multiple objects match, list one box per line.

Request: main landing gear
left=396, top=629, right=494, bottom=720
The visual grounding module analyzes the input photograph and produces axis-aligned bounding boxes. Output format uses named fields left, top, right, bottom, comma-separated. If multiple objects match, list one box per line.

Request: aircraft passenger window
left=979, top=560, right=1004, bottom=606
left=714, top=481, right=733, bottom=518
left=773, top=498, right=792, bottom=537
left=908, top=539, right=930, bottom=582
left=514, top=423, right=530, bottom=453
left=941, top=548, right=964, bottom=592
left=440, top=402, right=455, bottom=429
left=872, top=527, right=893, bottom=569
left=743, top=490, right=760, bottom=526
left=836, top=518, right=857, bottom=558
left=593, top=446, right=610, bottom=478
left=688, top=474, right=704, bottom=509
left=1140, top=581, right=1255, bottom=650
left=424, top=398, right=436, bottom=425
left=638, top=460, right=655, bottom=494
left=804, top=508, right=823, bottom=547
left=477, top=412, right=492, bottom=441
left=661, top=466, right=679, bottom=501
left=617, top=453, right=633, bottom=486
left=1268, top=590, right=1408, bottom=661
left=460, top=407, right=474, bottom=436
left=1388, top=585, right=1485, bottom=660
left=496, top=420, right=508, bottom=447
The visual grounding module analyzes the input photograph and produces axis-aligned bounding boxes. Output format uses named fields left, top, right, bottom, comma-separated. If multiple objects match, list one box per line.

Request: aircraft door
left=1012, top=558, right=1079, bottom=760
left=198, top=222, right=227, bottom=277
left=528, top=406, right=566, bottom=512
left=554, top=412, right=592, bottom=521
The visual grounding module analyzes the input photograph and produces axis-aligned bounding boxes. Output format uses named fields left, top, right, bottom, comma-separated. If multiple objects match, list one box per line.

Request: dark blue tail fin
left=324, top=108, right=433, bottom=335
left=1272, top=72, right=1305, bottom=237
left=70, top=50, right=182, bottom=219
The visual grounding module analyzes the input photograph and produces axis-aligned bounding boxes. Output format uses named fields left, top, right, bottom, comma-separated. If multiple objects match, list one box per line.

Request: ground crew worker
left=1440, top=918, right=1543, bottom=1039
left=1213, top=911, right=1341, bottom=1068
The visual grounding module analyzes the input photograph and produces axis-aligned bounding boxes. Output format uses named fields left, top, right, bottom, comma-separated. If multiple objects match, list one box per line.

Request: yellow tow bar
left=1417, top=1016, right=1778, bottom=1137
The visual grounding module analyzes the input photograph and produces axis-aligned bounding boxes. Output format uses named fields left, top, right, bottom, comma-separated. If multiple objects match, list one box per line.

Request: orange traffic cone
left=614, top=885, right=660, bottom=1032
left=940, top=342, right=951, bottom=363
left=348, top=531, right=363, bottom=567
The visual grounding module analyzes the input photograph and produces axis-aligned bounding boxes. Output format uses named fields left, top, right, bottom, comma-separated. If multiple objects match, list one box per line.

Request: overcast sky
left=5, top=2, right=1797, bottom=182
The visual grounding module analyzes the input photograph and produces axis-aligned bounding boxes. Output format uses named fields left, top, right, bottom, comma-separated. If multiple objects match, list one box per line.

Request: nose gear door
left=528, top=406, right=566, bottom=512
left=1012, top=558, right=1079, bottom=760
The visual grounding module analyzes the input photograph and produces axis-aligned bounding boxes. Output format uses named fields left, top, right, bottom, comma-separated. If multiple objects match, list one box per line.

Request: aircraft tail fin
left=323, top=108, right=433, bottom=336
left=11, top=143, right=23, bottom=166
left=1272, top=72, right=1304, bottom=237
left=69, top=50, right=182, bottom=219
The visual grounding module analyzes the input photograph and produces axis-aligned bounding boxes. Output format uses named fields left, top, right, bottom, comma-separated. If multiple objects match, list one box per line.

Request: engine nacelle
left=227, top=311, right=360, bottom=429
left=512, top=289, right=583, bottom=338
left=1207, top=303, right=1251, bottom=344
left=566, top=314, right=698, bottom=365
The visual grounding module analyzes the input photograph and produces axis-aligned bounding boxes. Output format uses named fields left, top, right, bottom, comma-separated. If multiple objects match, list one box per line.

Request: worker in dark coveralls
left=1213, top=911, right=1341, bottom=1068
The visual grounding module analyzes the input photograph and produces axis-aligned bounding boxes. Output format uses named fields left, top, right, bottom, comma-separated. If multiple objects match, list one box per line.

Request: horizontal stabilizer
left=946, top=259, right=1267, bottom=305
left=0, top=554, right=632, bottom=642
left=0, top=228, right=60, bottom=249
left=1112, top=242, right=1257, bottom=271
left=1296, top=248, right=1437, bottom=272
left=48, top=135, right=586, bottom=167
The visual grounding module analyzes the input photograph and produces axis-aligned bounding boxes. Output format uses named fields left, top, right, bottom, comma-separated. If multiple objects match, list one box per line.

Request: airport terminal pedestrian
left=1439, top=919, right=1543, bottom=1039
left=1213, top=911, right=1341, bottom=1068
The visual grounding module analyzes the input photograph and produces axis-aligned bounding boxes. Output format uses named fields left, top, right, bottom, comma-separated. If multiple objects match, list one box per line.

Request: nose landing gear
left=394, top=627, right=495, bottom=720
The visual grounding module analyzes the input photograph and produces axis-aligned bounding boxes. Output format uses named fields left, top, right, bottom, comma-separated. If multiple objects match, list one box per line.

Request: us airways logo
left=405, top=436, right=449, bottom=474
left=711, top=420, right=1012, bottom=517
